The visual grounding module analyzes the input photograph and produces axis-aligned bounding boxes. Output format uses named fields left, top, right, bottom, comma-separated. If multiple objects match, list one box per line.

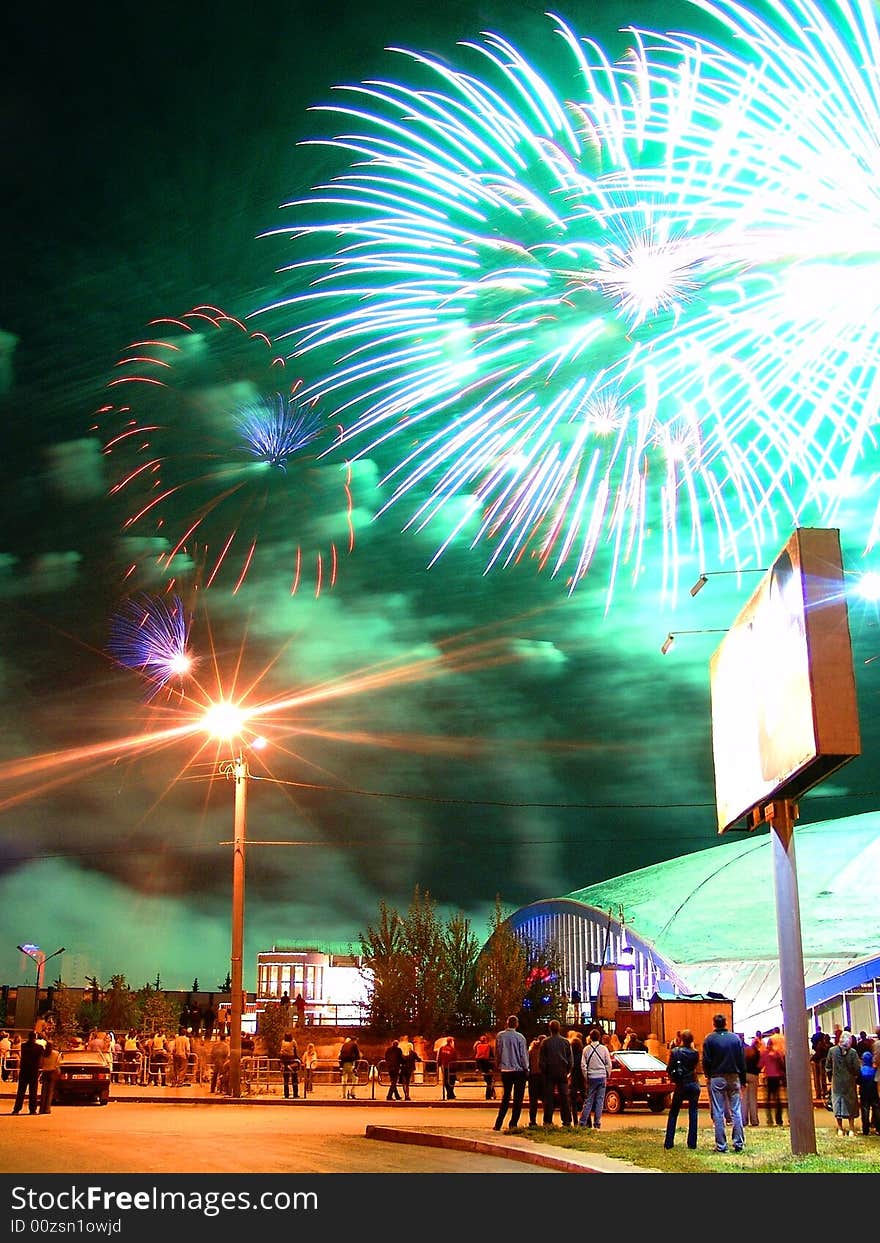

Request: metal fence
left=223, top=1056, right=495, bottom=1096
left=129, top=1052, right=203, bottom=1086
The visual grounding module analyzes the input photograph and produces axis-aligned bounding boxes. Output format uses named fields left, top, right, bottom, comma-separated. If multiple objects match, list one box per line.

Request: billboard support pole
left=752, top=797, right=816, bottom=1155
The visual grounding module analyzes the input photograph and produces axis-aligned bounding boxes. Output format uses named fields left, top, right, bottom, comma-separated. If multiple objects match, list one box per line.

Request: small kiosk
left=648, top=992, right=735, bottom=1053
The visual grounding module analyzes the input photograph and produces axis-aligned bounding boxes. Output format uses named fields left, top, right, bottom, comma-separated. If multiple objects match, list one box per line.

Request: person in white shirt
left=171, top=1027, right=192, bottom=1087
left=579, top=1027, right=614, bottom=1129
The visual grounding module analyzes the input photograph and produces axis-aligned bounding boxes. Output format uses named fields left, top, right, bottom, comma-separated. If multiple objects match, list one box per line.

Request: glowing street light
left=202, top=699, right=247, bottom=742
left=17, top=944, right=66, bottom=986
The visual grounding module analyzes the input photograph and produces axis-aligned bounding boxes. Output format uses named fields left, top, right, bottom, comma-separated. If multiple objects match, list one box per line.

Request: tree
left=192, top=978, right=199, bottom=993
left=360, top=890, right=518, bottom=1035
left=103, top=974, right=138, bottom=1034
left=218, top=973, right=232, bottom=993
left=397, top=886, right=449, bottom=1038
left=476, top=895, right=528, bottom=1029
left=77, top=1001, right=104, bottom=1033
left=359, top=900, right=410, bottom=1033
left=51, top=984, right=82, bottom=1041
left=135, top=984, right=180, bottom=1035
left=443, top=912, right=488, bottom=1028
left=77, top=975, right=106, bottom=1033
left=257, top=1002, right=290, bottom=1057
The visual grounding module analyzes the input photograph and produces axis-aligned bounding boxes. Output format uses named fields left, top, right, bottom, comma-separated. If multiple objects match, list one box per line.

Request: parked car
left=54, top=1049, right=112, bottom=1106
left=602, top=1050, right=673, bottom=1114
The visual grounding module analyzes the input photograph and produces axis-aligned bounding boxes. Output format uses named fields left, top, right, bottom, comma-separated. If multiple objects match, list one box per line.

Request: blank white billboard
left=709, top=528, right=861, bottom=833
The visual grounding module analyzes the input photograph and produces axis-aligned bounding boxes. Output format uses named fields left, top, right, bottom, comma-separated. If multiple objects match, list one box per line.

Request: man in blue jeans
left=492, top=1015, right=529, bottom=1131
left=701, top=1013, right=746, bottom=1152
left=579, top=1027, right=613, bottom=1129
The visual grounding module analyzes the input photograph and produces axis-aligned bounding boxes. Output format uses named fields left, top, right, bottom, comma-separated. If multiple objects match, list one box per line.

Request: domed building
left=508, top=810, right=880, bottom=1037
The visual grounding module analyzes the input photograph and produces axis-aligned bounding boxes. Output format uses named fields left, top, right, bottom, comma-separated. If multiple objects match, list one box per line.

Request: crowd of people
left=477, top=1013, right=880, bottom=1153
left=483, top=1015, right=628, bottom=1131
left=76, top=1026, right=234, bottom=1089
left=4, top=1008, right=879, bottom=1139
left=1, top=1018, right=328, bottom=1103
left=660, top=1018, right=880, bottom=1151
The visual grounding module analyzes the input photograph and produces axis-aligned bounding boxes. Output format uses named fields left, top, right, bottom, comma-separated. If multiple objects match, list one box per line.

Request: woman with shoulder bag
left=663, top=1029, right=701, bottom=1150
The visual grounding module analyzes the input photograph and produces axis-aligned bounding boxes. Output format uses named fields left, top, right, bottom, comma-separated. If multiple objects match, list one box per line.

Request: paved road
left=0, top=1092, right=845, bottom=1234
left=0, top=1079, right=841, bottom=1175
left=0, top=1100, right=565, bottom=1236
left=0, top=1097, right=556, bottom=1175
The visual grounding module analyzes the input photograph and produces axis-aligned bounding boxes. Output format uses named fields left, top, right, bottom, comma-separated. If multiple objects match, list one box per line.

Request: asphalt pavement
left=0, top=1076, right=652, bottom=1173
left=2, top=1075, right=846, bottom=1176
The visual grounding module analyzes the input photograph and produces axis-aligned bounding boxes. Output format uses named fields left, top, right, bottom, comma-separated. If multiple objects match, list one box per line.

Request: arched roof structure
left=509, top=811, right=880, bottom=1034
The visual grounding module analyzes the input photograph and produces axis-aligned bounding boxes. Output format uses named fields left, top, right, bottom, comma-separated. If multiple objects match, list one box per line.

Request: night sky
left=2, top=1, right=878, bottom=992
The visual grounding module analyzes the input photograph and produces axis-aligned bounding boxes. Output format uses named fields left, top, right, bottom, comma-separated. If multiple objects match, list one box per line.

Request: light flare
left=2, top=611, right=571, bottom=814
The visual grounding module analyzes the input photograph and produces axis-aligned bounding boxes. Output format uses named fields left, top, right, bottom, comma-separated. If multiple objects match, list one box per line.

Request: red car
left=602, top=1050, right=674, bottom=1114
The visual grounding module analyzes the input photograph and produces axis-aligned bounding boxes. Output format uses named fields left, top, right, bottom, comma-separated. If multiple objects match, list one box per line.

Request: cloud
left=0, top=329, right=18, bottom=394
left=44, top=439, right=106, bottom=503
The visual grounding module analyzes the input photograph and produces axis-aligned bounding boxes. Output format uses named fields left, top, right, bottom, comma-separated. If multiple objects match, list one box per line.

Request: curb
left=364, top=1125, right=658, bottom=1174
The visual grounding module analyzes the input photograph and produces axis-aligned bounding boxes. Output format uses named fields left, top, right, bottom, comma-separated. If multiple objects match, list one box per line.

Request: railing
left=111, top=1051, right=144, bottom=1084
left=233, top=1056, right=376, bottom=1095
left=141, top=1051, right=202, bottom=1086
left=228, top=1056, right=495, bottom=1093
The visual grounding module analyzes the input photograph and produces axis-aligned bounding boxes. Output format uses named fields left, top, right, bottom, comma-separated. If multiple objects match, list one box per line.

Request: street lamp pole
left=16, top=945, right=65, bottom=1027
left=223, top=753, right=248, bottom=1099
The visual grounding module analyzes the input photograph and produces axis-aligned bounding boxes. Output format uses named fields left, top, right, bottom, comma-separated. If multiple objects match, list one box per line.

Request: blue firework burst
left=108, top=593, right=193, bottom=699
left=234, top=391, right=325, bottom=473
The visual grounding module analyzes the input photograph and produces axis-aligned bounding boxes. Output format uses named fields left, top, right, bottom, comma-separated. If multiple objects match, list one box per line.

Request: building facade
left=255, top=944, right=368, bottom=1026
left=509, top=898, right=691, bottom=1023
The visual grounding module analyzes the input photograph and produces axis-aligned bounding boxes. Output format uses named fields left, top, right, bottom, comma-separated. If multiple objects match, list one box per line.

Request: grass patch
left=512, top=1123, right=880, bottom=1173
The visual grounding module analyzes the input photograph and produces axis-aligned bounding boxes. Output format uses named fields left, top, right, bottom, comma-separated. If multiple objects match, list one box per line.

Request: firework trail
left=95, top=305, right=355, bottom=597
left=259, top=2, right=880, bottom=602
left=107, top=592, right=194, bottom=700
left=622, top=0, right=880, bottom=531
